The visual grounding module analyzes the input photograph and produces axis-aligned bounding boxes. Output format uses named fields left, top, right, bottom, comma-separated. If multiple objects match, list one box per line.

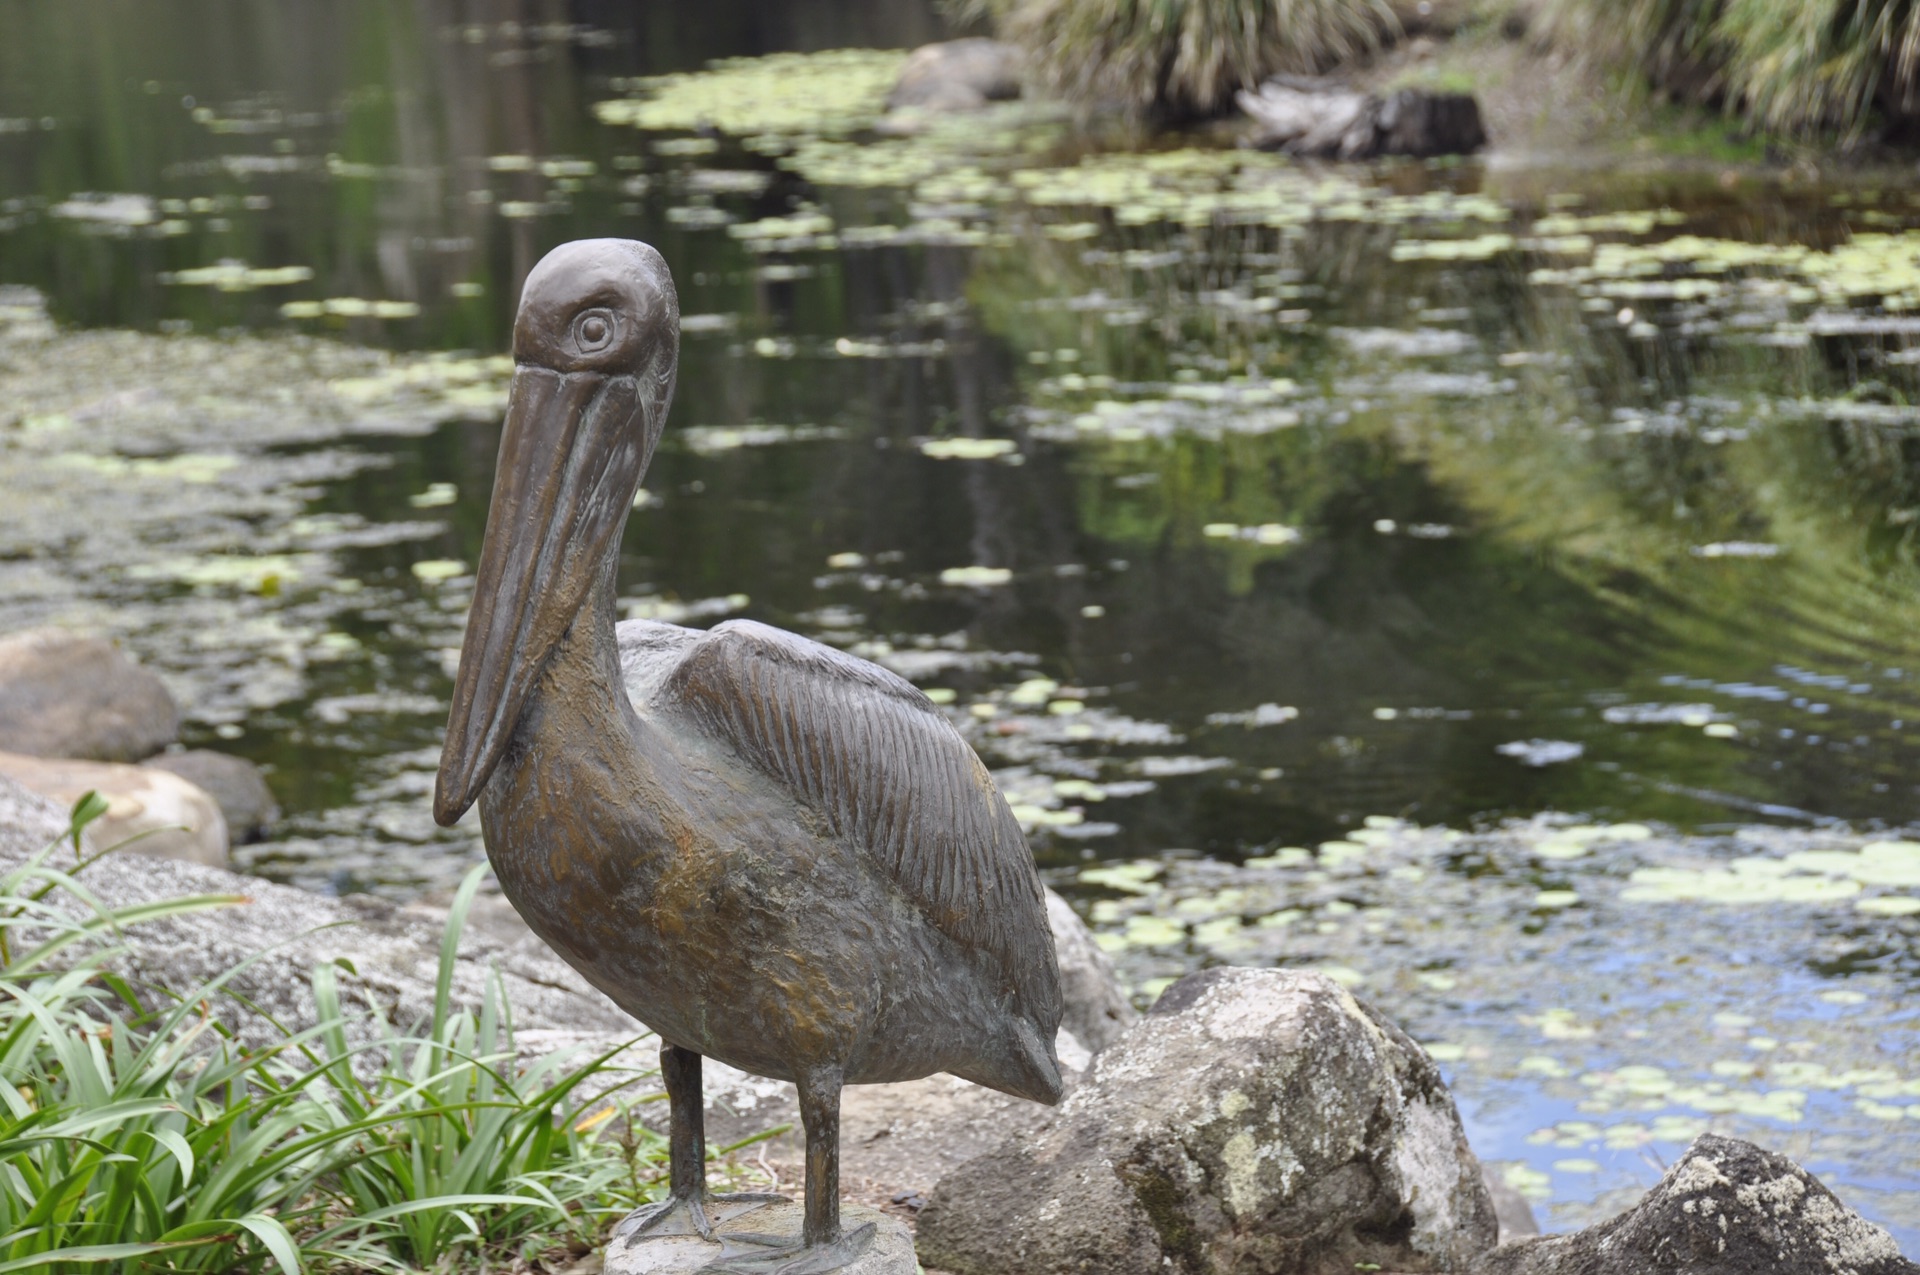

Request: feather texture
left=662, top=619, right=1062, bottom=1035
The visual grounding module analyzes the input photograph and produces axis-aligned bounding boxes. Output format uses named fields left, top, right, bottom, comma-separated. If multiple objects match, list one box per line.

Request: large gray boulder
left=1046, top=888, right=1137, bottom=1052
left=1474, top=1134, right=1915, bottom=1275
left=0, top=628, right=179, bottom=762
left=144, top=748, right=278, bottom=843
left=0, top=749, right=228, bottom=865
left=886, top=39, right=1023, bottom=112
left=917, top=966, right=1498, bottom=1275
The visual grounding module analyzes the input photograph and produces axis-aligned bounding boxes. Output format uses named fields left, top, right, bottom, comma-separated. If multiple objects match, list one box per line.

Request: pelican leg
left=700, top=1065, right=875, bottom=1274
left=798, top=1063, right=842, bottom=1247
left=615, top=1044, right=716, bottom=1243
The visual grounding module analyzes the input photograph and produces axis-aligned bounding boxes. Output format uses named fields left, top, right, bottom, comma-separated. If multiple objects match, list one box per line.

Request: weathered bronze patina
left=433, top=239, right=1064, bottom=1274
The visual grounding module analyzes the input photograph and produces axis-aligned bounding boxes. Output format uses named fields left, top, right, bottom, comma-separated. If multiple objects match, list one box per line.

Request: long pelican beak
left=432, top=237, right=677, bottom=826
left=432, top=366, right=654, bottom=825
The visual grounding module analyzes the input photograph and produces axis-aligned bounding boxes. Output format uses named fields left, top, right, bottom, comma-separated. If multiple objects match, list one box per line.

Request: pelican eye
left=572, top=308, right=617, bottom=354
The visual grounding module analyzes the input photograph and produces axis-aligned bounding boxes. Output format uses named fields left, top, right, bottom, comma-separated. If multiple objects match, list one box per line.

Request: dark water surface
left=4, top=0, right=1920, bottom=1247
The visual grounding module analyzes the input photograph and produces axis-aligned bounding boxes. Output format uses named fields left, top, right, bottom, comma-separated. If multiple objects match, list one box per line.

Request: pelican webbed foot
left=614, top=1192, right=714, bottom=1243
left=614, top=1191, right=787, bottom=1247
left=618, top=1044, right=788, bottom=1246
left=695, top=1220, right=876, bottom=1274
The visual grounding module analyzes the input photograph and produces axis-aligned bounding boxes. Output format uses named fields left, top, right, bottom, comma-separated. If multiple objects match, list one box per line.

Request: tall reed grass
left=963, top=0, right=1398, bottom=117
left=1546, top=0, right=1920, bottom=138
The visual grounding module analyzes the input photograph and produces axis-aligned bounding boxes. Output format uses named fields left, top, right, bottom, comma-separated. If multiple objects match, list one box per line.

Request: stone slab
left=603, top=1200, right=914, bottom=1274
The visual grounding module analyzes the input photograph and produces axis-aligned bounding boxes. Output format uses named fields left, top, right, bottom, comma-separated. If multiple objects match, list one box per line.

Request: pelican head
left=433, top=238, right=678, bottom=826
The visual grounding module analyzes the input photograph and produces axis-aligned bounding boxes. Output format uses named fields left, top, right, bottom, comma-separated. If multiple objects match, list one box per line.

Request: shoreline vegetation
left=0, top=795, right=683, bottom=1275
left=953, top=0, right=1920, bottom=162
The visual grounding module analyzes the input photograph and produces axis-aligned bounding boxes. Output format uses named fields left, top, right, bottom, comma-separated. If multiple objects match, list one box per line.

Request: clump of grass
left=962, top=0, right=1399, bottom=118
left=1545, top=0, right=1920, bottom=139
left=0, top=796, right=690, bottom=1274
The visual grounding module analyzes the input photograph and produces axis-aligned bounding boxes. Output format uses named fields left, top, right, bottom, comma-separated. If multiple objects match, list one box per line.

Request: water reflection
left=0, top=0, right=947, bottom=340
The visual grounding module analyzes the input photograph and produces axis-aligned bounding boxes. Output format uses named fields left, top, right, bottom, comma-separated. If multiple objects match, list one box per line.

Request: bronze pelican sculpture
left=432, top=239, right=1063, bottom=1273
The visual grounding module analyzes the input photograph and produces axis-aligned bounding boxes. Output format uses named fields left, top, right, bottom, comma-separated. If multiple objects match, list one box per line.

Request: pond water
left=3, top=0, right=1919, bottom=1249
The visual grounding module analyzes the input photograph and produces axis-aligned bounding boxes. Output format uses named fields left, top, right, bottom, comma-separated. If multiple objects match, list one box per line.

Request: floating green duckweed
left=920, top=437, right=1019, bottom=460
left=1201, top=522, right=1301, bottom=546
left=1007, top=678, right=1059, bottom=706
left=163, top=263, right=313, bottom=291
left=409, top=559, right=465, bottom=584
left=131, top=553, right=307, bottom=591
left=1390, top=234, right=1516, bottom=262
left=51, top=192, right=158, bottom=227
left=622, top=593, right=749, bottom=624
left=679, top=424, right=844, bottom=453
left=1857, top=896, right=1920, bottom=916
left=1526, top=229, right=1920, bottom=316
left=727, top=210, right=836, bottom=251
left=1623, top=839, right=1920, bottom=906
left=1079, top=860, right=1162, bottom=894
left=50, top=452, right=238, bottom=483
left=1502, top=1163, right=1552, bottom=1201
left=1531, top=209, right=1686, bottom=237
left=593, top=49, right=905, bottom=139
left=282, top=297, right=421, bottom=320
left=940, top=565, right=1014, bottom=588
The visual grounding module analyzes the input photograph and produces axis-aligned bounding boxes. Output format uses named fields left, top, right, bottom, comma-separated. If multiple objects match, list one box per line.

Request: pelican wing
left=662, top=618, right=1062, bottom=1030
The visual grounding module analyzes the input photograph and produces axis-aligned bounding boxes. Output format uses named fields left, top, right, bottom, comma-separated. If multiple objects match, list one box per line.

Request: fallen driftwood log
left=1239, top=76, right=1487, bottom=159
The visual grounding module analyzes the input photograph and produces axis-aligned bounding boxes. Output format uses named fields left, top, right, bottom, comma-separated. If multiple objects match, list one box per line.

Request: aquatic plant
left=1545, top=0, right=1920, bottom=137
left=0, top=800, right=670, bottom=1273
left=965, top=0, right=1398, bottom=117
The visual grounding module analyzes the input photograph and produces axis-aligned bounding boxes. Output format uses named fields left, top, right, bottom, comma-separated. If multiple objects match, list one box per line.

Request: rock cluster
left=1238, top=78, right=1488, bottom=159
left=0, top=627, right=277, bottom=863
left=918, top=966, right=1498, bottom=1275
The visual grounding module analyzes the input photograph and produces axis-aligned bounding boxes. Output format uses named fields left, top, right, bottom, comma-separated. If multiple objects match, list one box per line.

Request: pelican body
left=433, top=240, right=1063, bottom=1272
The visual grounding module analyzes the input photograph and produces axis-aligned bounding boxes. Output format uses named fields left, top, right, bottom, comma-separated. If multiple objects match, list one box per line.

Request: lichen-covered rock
left=0, top=628, right=179, bottom=762
left=1045, top=887, right=1137, bottom=1052
left=886, top=39, right=1023, bottom=112
left=917, top=966, right=1498, bottom=1275
left=144, top=749, right=278, bottom=843
left=1474, top=1134, right=1916, bottom=1275
left=0, top=749, right=228, bottom=865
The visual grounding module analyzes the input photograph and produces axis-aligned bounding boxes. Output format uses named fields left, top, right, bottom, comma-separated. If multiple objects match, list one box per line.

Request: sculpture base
left=603, top=1199, right=916, bottom=1275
